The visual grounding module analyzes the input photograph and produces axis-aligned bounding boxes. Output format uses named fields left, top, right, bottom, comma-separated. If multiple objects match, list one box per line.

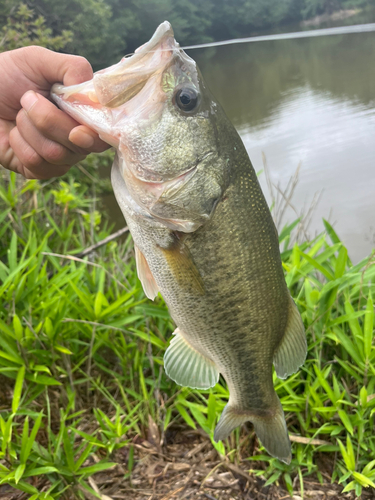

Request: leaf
left=6, top=480, right=38, bottom=495
left=335, top=330, right=364, bottom=367
left=21, top=412, right=43, bottom=463
left=23, top=466, right=59, bottom=478
left=12, top=365, right=25, bottom=413
left=279, top=219, right=300, bottom=243
left=345, top=300, right=364, bottom=343
left=26, top=374, right=61, bottom=386
left=342, top=480, right=356, bottom=493
left=0, top=318, right=17, bottom=340
left=334, top=246, right=347, bottom=278
left=0, top=348, right=24, bottom=366
left=8, top=232, right=18, bottom=274
left=63, top=427, right=75, bottom=470
left=313, top=365, right=336, bottom=404
left=338, top=437, right=355, bottom=471
left=12, top=315, right=23, bottom=342
left=73, top=443, right=95, bottom=472
left=301, top=251, right=335, bottom=280
left=338, top=410, right=354, bottom=436
left=94, top=291, right=105, bottom=318
left=265, top=471, right=281, bottom=486
left=362, top=459, right=375, bottom=476
left=175, top=403, right=196, bottom=429
left=364, top=293, right=374, bottom=361
left=14, top=464, right=25, bottom=484
left=352, top=472, right=375, bottom=488
left=323, top=219, right=341, bottom=245
left=54, top=344, right=73, bottom=355
left=76, top=462, right=117, bottom=475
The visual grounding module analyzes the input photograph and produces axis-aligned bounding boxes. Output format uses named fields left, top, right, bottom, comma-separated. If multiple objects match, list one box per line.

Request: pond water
left=190, top=24, right=375, bottom=263
left=103, top=19, right=375, bottom=263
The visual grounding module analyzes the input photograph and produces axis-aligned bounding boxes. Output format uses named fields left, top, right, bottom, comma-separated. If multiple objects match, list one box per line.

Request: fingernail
left=69, top=129, right=95, bottom=149
left=20, top=91, right=39, bottom=113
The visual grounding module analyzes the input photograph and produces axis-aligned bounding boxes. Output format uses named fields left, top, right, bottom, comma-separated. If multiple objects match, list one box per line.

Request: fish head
left=52, top=21, right=231, bottom=232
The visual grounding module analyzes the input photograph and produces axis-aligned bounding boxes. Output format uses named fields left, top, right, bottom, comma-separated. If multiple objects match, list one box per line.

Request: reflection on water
left=192, top=30, right=375, bottom=262
left=102, top=28, right=375, bottom=263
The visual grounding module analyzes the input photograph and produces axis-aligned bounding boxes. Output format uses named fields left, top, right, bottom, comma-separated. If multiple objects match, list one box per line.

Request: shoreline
left=301, top=8, right=361, bottom=27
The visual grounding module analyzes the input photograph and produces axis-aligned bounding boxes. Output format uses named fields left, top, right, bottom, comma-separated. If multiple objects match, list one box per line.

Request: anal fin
left=164, top=328, right=219, bottom=390
left=134, top=245, right=159, bottom=301
left=273, top=296, right=307, bottom=380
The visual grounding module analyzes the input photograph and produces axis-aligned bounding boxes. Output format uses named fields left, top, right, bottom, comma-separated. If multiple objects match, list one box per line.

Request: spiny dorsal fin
left=273, top=296, right=306, bottom=380
left=164, top=328, right=219, bottom=390
left=134, top=245, right=159, bottom=301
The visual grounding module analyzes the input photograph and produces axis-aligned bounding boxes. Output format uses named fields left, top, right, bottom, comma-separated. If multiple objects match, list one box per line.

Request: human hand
left=0, top=45, right=109, bottom=179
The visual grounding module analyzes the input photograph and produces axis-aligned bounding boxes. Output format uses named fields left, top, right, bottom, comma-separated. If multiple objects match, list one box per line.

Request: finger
left=69, top=126, right=110, bottom=153
left=0, top=119, right=23, bottom=173
left=18, top=46, right=94, bottom=88
left=20, top=91, right=109, bottom=154
left=9, top=126, right=71, bottom=179
left=16, top=108, right=86, bottom=166
left=20, top=91, right=89, bottom=155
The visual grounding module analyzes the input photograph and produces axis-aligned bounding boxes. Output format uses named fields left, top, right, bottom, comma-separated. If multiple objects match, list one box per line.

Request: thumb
left=19, top=46, right=94, bottom=88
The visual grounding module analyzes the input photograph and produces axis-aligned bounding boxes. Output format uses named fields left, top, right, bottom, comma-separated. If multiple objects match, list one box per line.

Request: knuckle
left=32, top=106, right=56, bottom=134
left=43, top=142, right=66, bottom=163
left=24, top=45, right=44, bottom=55
left=23, top=147, right=43, bottom=169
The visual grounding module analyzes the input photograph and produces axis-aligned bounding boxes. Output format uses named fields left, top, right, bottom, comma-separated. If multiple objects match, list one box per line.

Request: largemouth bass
left=51, top=22, right=306, bottom=463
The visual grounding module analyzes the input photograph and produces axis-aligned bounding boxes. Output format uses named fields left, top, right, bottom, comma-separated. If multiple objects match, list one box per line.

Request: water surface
left=103, top=27, right=375, bottom=263
left=190, top=30, right=375, bottom=262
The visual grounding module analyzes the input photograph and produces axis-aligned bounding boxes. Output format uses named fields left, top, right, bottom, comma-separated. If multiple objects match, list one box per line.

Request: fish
left=51, top=21, right=306, bottom=464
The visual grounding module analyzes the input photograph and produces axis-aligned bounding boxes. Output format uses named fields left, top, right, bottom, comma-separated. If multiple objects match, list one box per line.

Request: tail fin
left=214, top=400, right=291, bottom=464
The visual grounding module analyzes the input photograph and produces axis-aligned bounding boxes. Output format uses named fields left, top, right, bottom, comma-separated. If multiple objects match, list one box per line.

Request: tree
left=0, top=3, right=72, bottom=52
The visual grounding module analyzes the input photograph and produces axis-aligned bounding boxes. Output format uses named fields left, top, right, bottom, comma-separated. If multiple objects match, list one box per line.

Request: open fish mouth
left=51, top=21, right=180, bottom=149
left=52, top=21, right=177, bottom=109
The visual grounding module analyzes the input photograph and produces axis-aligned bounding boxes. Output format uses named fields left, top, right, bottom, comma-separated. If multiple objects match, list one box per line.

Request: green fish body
left=52, top=21, right=306, bottom=463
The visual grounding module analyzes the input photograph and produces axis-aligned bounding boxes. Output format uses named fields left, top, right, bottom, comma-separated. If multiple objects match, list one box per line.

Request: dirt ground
left=95, top=426, right=373, bottom=500
left=1, top=424, right=374, bottom=500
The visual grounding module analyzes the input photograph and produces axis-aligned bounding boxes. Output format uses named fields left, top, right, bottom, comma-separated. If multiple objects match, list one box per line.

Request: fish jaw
left=50, top=21, right=178, bottom=148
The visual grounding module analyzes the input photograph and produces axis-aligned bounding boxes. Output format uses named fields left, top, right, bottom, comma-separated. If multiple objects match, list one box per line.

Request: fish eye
left=174, top=87, right=199, bottom=113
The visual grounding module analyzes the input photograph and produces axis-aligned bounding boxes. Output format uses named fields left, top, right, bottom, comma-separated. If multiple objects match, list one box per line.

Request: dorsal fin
left=273, top=296, right=306, bottom=379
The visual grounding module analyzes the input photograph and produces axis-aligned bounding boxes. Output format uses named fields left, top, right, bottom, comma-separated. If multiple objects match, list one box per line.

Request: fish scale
left=51, top=21, right=307, bottom=463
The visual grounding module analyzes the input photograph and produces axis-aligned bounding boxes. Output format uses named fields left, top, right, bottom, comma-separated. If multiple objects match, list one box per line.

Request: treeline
left=1, top=0, right=374, bottom=67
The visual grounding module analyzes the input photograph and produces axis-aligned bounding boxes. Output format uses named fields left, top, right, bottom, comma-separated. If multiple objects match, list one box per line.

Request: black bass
left=51, top=22, right=306, bottom=463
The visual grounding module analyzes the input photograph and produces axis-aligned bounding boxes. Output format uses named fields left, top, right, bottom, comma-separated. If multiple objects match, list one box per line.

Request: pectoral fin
left=273, top=296, right=307, bottom=379
left=160, top=237, right=205, bottom=296
left=164, top=328, right=219, bottom=390
left=134, top=245, right=159, bottom=301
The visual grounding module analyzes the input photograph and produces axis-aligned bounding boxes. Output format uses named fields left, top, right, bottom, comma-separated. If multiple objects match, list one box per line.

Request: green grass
left=0, top=164, right=374, bottom=499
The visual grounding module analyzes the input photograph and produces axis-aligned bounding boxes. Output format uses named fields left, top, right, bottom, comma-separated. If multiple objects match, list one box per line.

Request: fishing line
left=181, top=22, right=375, bottom=50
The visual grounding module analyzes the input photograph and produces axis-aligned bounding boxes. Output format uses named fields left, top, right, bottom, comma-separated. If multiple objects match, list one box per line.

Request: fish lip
left=51, top=21, right=176, bottom=109
left=133, top=21, right=175, bottom=56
